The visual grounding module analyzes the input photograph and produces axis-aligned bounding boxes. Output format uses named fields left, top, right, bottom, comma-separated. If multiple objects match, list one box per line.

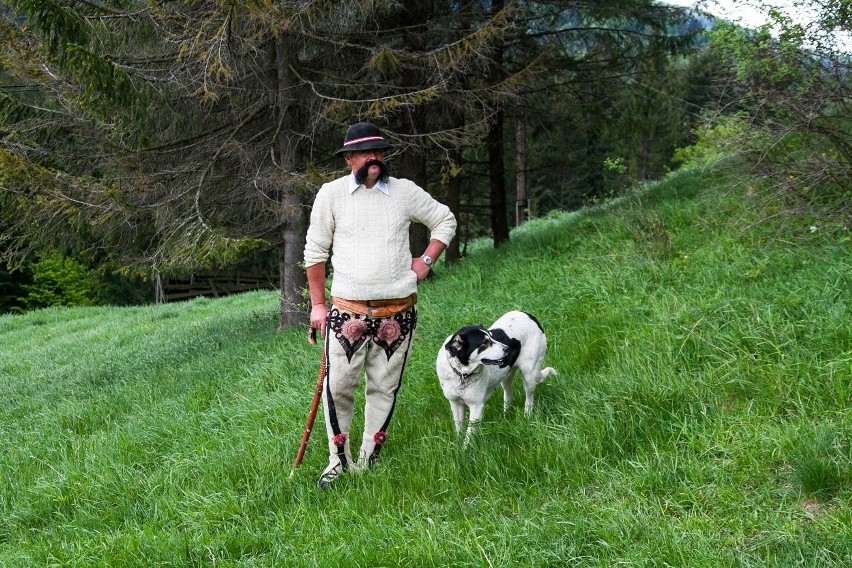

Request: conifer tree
left=1, top=0, right=696, bottom=323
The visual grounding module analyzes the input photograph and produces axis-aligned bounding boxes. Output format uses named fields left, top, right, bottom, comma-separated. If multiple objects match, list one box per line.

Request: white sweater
left=304, top=174, right=457, bottom=301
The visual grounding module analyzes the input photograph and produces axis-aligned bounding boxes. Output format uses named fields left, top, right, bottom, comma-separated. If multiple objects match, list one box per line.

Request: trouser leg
left=322, top=312, right=368, bottom=472
left=358, top=308, right=417, bottom=467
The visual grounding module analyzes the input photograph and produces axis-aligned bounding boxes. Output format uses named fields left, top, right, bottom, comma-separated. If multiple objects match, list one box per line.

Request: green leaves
left=705, top=2, right=851, bottom=230
left=366, top=46, right=400, bottom=77
left=61, top=43, right=137, bottom=109
left=10, top=0, right=89, bottom=56
left=10, top=0, right=148, bottom=110
left=22, top=252, right=102, bottom=309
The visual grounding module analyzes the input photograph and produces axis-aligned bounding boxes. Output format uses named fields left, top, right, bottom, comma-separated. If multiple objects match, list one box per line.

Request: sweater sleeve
left=304, top=184, right=335, bottom=267
left=405, top=180, right=457, bottom=246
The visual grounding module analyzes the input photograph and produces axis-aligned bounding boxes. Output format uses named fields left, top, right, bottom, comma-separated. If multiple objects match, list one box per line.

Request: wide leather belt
left=332, top=294, right=417, bottom=318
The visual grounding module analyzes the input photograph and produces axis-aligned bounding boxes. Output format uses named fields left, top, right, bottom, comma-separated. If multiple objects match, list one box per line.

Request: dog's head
left=444, top=325, right=510, bottom=376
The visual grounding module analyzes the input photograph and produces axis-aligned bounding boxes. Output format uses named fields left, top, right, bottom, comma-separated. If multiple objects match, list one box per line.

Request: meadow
left=1, top=166, right=849, bottom=566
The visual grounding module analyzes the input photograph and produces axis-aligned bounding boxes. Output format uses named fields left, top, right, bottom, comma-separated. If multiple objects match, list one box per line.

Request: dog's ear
left=445, top=326, right=486, bottom=366
left=447, top=334, right=474, bottom=366
left=446, top=333, right=467, bottom=361
left=467, top=325, right=489, bottom=349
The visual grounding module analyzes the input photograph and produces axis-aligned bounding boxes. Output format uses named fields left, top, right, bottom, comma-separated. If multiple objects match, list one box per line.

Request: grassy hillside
left=1, top=167, right=849, bottom=567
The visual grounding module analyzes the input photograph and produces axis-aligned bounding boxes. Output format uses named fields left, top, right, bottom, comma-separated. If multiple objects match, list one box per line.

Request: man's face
left=345, top=149, right=383, bottom=172
left=345, top=149, right=388, bottom=186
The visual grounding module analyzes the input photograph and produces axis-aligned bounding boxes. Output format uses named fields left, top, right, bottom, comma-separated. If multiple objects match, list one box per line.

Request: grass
left=1, top=166, right=850, bottom=566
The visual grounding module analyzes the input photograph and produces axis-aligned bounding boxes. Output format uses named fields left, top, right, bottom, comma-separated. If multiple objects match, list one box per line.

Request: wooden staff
left=290, top=328, right=326, bottom=479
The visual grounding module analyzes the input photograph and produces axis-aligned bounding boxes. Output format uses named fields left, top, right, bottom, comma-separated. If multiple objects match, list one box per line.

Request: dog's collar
left=448, top=358, right=479, bottom=384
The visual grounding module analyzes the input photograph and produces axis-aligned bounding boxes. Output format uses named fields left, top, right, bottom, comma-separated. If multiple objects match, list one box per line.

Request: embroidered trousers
left=322, top=304, right=417, bottom=472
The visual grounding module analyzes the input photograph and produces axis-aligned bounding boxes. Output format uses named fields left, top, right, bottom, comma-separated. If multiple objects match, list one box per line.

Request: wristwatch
left=421, top=255, right=433, bottom=267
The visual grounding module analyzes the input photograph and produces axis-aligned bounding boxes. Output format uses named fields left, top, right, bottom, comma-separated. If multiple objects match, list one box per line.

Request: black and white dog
left=435, top=311, right=557, bottom=443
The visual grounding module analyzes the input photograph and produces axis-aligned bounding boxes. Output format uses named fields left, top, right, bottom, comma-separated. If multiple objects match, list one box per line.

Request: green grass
left=1, top=167, right=850, bottom=566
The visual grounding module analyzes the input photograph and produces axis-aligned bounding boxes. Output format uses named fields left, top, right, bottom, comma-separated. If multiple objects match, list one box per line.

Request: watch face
left=423, top=255, right=433, bottom=266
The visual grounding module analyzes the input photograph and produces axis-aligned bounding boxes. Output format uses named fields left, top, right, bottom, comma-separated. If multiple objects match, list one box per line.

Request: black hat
left=334, top=122, right=394, bottom=156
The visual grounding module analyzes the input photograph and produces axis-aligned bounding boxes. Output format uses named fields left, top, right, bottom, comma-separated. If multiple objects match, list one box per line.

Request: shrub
left=22, top=253, right=102, bottom=309
left=701, top=14, right=851, bottom=231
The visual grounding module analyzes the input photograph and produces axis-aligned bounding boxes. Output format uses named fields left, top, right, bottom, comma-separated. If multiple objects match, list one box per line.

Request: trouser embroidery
left=328, top=307, right=416, bottom=361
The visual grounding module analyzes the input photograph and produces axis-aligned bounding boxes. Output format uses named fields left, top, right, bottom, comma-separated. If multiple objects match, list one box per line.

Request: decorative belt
left=331, top=294, right=417, bottom=318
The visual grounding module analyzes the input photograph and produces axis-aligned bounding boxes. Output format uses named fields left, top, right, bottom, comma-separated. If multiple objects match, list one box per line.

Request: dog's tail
left=539, top=367, right=557, bottom=384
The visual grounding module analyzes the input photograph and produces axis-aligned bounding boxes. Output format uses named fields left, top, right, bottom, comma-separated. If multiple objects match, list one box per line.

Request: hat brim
left=334, top=140, right=394, bottom=157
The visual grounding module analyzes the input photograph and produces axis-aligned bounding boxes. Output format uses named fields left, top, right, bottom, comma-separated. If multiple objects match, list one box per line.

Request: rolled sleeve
left=304, top=185, right=334, bottom=267
left=429, top=208, right=456, bottom=246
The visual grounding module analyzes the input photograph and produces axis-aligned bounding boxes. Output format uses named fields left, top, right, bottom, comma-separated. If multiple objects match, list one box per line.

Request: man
left=304, top=122, right=457, bottom=490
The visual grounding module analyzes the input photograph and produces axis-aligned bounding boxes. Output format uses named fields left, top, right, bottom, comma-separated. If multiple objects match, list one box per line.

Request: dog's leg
left=463, top=425, right=474, bottom=447
left=501, top=372, right=515, bottom=413
left=522, top=367, right=557, bottom=415
left=523, top=382, right=537, bottom=415
left=463, top=402, right=486, bottom=447
left=449, top=399, right=466, bottom=434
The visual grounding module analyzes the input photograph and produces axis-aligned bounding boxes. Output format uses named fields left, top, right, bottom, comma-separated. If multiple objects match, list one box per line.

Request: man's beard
left=354, top=159, right=390, bottom=185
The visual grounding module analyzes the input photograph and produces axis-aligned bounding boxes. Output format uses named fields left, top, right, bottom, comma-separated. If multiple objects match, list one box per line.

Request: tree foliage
left=704, top=0, right=851, bottom=230
left=1, top=0, right=700, bottom=322
left=20, top=251, right=101, bottom=309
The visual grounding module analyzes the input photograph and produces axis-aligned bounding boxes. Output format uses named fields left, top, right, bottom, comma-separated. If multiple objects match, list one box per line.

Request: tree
left=706, top=0, right=851, bottom=228
left=2, top=1, right=336, bottom=326
left=1, top=0, right=699, bottom=323
left=461, top=1, right=700, bottom=220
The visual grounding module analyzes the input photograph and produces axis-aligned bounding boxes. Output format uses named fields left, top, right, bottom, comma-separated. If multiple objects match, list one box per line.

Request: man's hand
left=413, top=239, right=447, bottom=283
left=412, top=257, right=431, bottom=283
left=310, top=303, right=329, bottom=340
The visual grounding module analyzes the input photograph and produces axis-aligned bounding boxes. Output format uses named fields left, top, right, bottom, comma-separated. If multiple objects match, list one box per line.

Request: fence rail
left=155, top=271, right=277, bottom=303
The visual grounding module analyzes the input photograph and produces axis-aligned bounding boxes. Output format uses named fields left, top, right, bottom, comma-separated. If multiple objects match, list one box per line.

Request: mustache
left=354, top=159, right=390, bottom=185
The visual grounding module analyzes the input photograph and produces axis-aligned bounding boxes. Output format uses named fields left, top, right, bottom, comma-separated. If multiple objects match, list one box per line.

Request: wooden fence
left=155, top=271, right=277, bottom=303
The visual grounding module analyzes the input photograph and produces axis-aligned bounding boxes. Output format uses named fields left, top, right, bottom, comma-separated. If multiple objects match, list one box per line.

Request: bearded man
left=304, top=122, right=457, bottom=489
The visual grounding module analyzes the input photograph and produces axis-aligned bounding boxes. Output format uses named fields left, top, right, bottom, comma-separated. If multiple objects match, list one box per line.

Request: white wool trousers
left=321, top=304, right=417, bottom=472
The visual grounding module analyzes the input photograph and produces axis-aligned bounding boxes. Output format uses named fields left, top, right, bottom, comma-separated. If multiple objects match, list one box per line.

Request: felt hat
left=334, top=122, right=394, bottom=156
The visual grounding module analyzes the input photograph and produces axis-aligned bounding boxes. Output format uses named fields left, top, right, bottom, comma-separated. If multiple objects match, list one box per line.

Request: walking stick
left=290, top=327, right=326, bottom=479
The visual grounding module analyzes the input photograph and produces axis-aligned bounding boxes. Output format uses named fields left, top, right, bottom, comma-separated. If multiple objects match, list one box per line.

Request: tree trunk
left=488, top=0, right=509, bottom=247
left=398, top=6, right=432, bottom=260
left=515, top=99, right=527, bottom=227
left=488, top=108, right=510, bottom=247
left=275, top=34, right=308, bottom=330
left=398, top=144, right=430, bottom=257
left=444, top=145, right=462, bottom=264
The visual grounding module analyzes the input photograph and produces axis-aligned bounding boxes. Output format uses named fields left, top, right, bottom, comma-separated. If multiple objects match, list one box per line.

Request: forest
left=1, top=0, right=850, bottom=325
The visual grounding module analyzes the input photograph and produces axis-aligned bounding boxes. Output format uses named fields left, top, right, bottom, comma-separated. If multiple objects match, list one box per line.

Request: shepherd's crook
left=290, top=327, right=326, bottom=479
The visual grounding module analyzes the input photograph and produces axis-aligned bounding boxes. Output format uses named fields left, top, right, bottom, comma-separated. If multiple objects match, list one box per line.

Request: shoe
left=317, top=463, right=344, bottom=490
left=367, top=449, right=381, bottom=469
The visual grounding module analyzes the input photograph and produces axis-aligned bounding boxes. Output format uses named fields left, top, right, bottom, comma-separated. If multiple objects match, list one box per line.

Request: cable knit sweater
left=304, top=174, right=457, bottom=301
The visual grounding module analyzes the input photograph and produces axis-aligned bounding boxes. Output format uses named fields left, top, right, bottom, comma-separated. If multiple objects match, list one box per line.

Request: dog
left=435, top=311, right=557, bottom=443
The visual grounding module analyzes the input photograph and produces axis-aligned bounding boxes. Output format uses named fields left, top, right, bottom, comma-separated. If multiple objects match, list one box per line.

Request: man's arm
left=306, top=262, right=329, bottom=336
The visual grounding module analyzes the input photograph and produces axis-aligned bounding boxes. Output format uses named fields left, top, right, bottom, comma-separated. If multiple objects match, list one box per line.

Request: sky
left=664, top=0, right=851, bottom=51
left=664, top=0, right=794, bottom=28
